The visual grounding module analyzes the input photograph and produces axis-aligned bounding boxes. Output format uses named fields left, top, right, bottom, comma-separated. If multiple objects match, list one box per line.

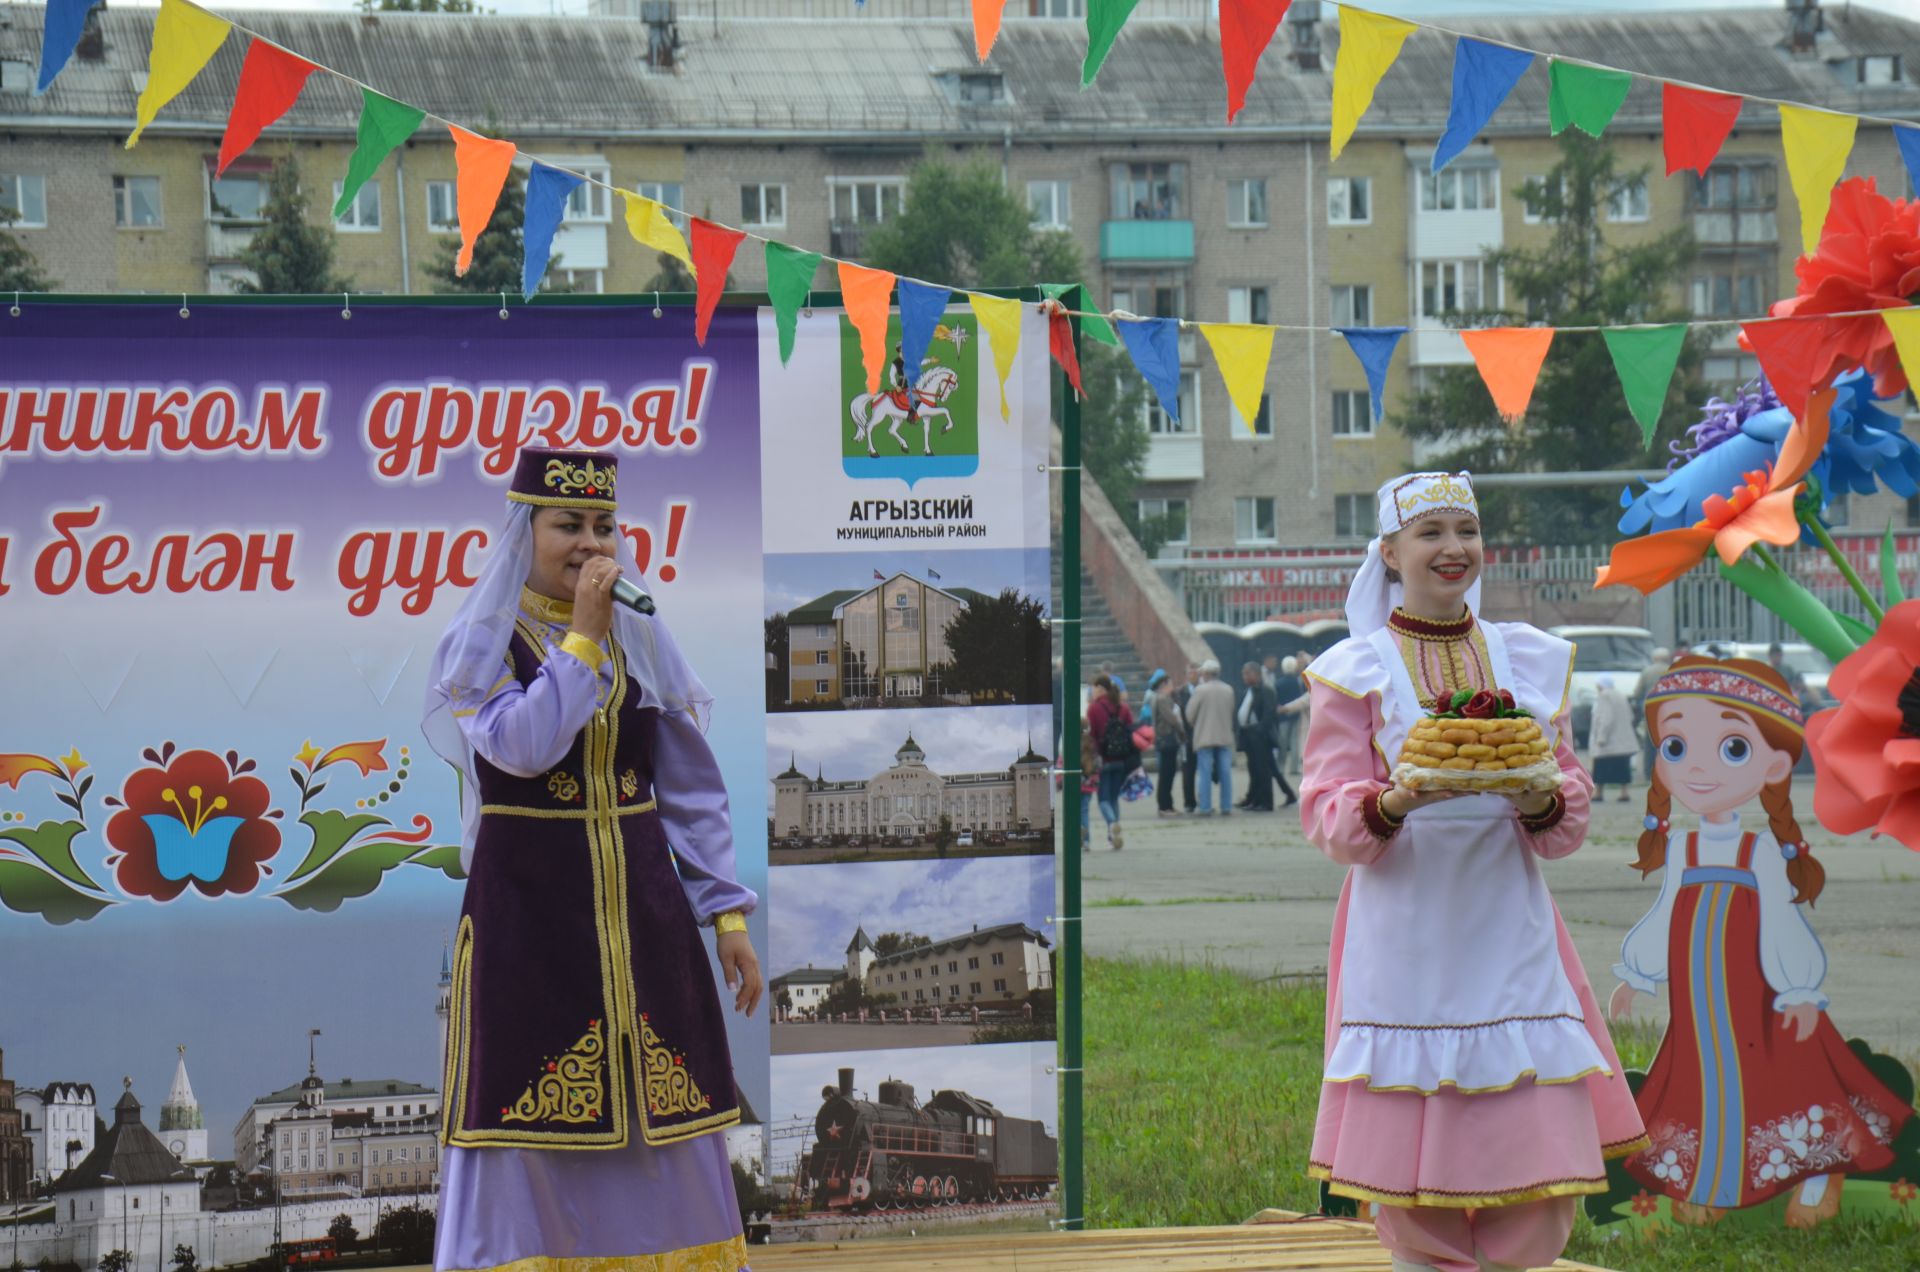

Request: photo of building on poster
left=765, top=704, right=1054, bottom=862
left=764, top=548, right=1050, bottom=713
left=768, top=856, right=1055, bottom=1055
left=766, top=1042, right=1058, bottom=1238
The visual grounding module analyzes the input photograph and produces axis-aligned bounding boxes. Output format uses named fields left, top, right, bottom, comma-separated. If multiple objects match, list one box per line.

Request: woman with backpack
left=1086, top=673, right=1137, bottom=850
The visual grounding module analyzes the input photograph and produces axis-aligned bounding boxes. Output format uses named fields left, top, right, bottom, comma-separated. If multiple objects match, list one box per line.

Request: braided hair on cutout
left=1761, top=777, right=1825, bottom=905
left=1634, top=772, right=1672, bottom=878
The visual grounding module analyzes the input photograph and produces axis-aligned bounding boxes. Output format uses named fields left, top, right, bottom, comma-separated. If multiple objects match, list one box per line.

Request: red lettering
left=246, top=386, right=327, bottom=454
left=447, top=528, right=487, bottom=587
left=626, top=386, right=679, bottom=450
left=81, top=530, right=135, bottom=593
left=13, top=389, right=70, bottom=453
left=474, top=387, right=529, bottom=477
left=34, top=504, right=103, bottom=595
left=133, top=388, right=192, bottom=455
left=531, top=388, right=573, bottom=449
left=366, top=388, right=425, bottom=480
left=421, top=384, right=476, bottom=478
left=576, top=387, right=623, bottom=451
left=0, top=537, right=10, bottom=597
left=240, top=533, right=298, bottom=592
left=338, top=530, right=391, bottom=617
left=188, top=389, right=242, bottom=452
left=129, top=534, right=196, bottom=594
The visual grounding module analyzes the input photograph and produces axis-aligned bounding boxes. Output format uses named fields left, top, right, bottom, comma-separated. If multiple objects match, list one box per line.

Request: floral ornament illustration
left=0, top=746, right=114, bottom=924
left=102, top=744, right=282, bottom=901
left=272, top=739, right=466, bottom=913
left=1805, top=599, right=1920, bottom=852
left=291, top=736, right=390, bottom=812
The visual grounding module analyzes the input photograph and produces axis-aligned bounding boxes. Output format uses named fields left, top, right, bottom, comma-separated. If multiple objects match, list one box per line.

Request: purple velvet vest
left=442, top=620, right=739, bottom=1150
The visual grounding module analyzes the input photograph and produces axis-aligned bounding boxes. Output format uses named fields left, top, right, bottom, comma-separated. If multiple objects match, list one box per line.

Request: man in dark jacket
left=1174, top=662, right=1200, bottom=812
left=1237, top=662, right=1281, bottom=811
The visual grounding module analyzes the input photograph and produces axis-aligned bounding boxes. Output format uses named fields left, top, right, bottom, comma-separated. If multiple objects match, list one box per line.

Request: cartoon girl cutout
left=1609, top=656, right=1911, bottom=1227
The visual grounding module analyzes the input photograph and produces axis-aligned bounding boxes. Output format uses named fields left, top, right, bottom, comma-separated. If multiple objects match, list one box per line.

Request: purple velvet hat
left=506, top=447, right=618, bottom=512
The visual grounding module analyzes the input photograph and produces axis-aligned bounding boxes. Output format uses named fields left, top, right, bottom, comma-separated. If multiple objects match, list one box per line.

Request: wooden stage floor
left=753, top=1212, right=1616, bottom=1271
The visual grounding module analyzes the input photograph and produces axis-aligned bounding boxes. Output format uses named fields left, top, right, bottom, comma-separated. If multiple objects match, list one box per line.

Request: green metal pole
left=1059, top=285, right=1085, bottom=1233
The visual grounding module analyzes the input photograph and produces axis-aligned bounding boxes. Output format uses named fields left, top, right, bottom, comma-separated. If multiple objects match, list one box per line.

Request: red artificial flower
left=1805, top=598, right=1920, bottom=852
left=1631, top=1189, right=1660, bottom=1217
left=1761, top=176, right=1920, bottom=400
left=1459, top=691, right=1502, bottom=719
left=105, top=748, right=281, bottom=901
left=1892, top=1178, right=1918, bottom=1205
left=1496, top=689, right=1516, bottom=712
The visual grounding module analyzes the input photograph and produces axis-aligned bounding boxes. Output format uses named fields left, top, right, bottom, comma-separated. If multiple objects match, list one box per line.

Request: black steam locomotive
left=802, top=1067, right=1058, bottom=1211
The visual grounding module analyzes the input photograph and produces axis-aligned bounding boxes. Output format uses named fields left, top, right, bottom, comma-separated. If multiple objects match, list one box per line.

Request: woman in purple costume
left=422, top=446, right=761, bottom=1272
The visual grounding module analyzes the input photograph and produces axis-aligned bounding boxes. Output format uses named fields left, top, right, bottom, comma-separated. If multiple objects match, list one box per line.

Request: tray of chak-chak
left=1390, top=689, right=1564, bottom=794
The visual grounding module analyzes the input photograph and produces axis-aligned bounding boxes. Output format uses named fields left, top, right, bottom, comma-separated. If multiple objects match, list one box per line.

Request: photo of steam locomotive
left=801, top=1065, right=1059, bottom=1211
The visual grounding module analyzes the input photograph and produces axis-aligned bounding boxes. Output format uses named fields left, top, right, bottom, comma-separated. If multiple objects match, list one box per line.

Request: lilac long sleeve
left=652, top=708, right=758, bottom=923
left=455, top=646, right=603, bottom=777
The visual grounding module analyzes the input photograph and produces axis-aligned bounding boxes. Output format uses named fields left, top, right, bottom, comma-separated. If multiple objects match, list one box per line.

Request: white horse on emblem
left=850, top=366, right=960, bottom=457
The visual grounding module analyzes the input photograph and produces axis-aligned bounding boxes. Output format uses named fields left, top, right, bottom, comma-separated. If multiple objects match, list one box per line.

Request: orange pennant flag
left=971, top=0, right=1004, bottom=61
left=448, top=125, right=517, bottom=277
left=1460, top=327, right=1556, bottom=424
left=837, top=260, right=897, bottom=394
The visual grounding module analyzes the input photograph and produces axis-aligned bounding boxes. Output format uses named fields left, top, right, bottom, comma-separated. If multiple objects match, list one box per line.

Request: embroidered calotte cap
left=1377, top=471, right=1478, bottom=536
left=1646, top=664, right=1806, bottom=734
left=508, top=447, right=618, bottom=512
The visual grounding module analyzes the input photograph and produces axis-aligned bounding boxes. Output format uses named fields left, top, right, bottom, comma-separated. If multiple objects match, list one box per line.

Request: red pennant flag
left=1459, top=327, right=1555, bottom=424
left=970, top=0, right=1003, bottom=62
left=691, top=218, right=745, bottom=347
left=1220, top=0, right=1292, bottom=124
left=1662, top=83, right=1743, bottom=177
left=1742, top=316, right=1830, bottom=423
left=1048, top=308, right=1084, bottom=396
left=217, top=40, right=318, bottom=176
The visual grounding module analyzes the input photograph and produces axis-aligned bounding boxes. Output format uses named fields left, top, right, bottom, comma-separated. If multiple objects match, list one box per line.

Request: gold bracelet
left=713, top=910, right=748, bottom=936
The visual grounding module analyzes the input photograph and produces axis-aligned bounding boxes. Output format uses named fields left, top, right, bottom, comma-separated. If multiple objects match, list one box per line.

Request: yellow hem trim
left=560, top=631, right=609, bottom=672
left=1307, top=1163, right=1609, bottom=1210
left=1322, top=1063, right=1612, bottom=1096
left=639, top=1106, right=741, bottom=1146
left=507, top=491, right=619, bottom=511
left=1304, top=669, right=1378, bottom=702
left=1603, top=1134, right=1652, bottom=1161
left=479, top=800, right=658, bottom=820
left=442, top=1235, right=747, bottom=1272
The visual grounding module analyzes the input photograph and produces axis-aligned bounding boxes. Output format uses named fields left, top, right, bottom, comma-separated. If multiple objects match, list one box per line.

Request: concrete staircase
left=1052, top=555, right=1151, bottom=700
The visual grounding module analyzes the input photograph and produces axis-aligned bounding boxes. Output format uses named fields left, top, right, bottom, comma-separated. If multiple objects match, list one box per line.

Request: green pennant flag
left=1548, top=60, right=1633, bottom=138
left=334, top=89, right=424, bottom=218
left=1082, top=0, right=1142, bottom=87
left=1040, top=282, right=1119, bottom=346
left=765, top=240, right=822, bottom=366
left=1601, top=324, right=1688, bottom=446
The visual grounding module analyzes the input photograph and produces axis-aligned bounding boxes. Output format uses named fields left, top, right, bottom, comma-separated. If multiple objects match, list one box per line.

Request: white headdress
left=1344, top=471, right=1482, bottom=636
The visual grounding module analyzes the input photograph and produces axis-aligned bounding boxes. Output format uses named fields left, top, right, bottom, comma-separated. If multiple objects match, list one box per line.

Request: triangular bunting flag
left=334, top=90, right=424, bottom=219
left=1039, top=282, right=1118, bottom=346
left=1330, top=8, right=1416, bottom=160
left=969, top=294, right=1024, bottom=421
left=1897, top=128, right=1920, bottom=198
left=1883, top=309, right=1920, bottom=401
left=622, top=191, right=693, bottom=272
left=1048, top=305, right=1084, bottom=396
left=899, top=279, right=953, bottom=382
left=203, top=643, right=278, bottom=709
left=971, top=0, right=1004, bottom=62
left=1460, top=327, right=1555, bottom=423
left=1083, top=0, right=1143, bottom=87
left=1117, top=317, right=1183, bottom=424
left=765, top=240, right=823, bottom=366
left=36, top=0, right=98, bottom=94
left=1335, top=327, right=1406, bottom=423
left=1742, top=317, right=1827, bottom=422
left=1197, top=323, right=1275, bottom=433
left=838, top=261, right=897, bottom=394
left=1547, top=59, right=1631, bottom=138
left=60, top=647, right=138, bottom=714
left=128, top=0, right=231, bottom=149
left=1601, top=324, right=1688, bottom=446
left=1780, top=104, right=1858, bottom=254
left=1220, top=0, right=1292, bottom=125
left=690, top=218, right=744, bottom=346
left=217, top=41, right=318, bottom=176
left=448, top=126, right=517, bottom=277
left=522, top=163, right=582, bottom=301
left=1661, top=83, right=1742, bottom=177
left=347, top=644, right=415, bottom=708
left=1434, top=39, right=1533, bottom=173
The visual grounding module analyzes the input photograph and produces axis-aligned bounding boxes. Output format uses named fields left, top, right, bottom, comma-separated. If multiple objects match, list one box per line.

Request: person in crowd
left=1237, top=661, right=1292, bottom=811
left=1273, top=654, right=1305, bottom=778
left=1768, top=642, right=1807, bottom=703
left=1290, top=650, right=1316, bottom=775
left=1086, top=673, right=1136, bottom=850
left=1634, top=647, right=1678, bottom=779
left=1151, top=671, right=1187, bottom=818
left=1588, top=675, right=1639, bottom=803
left=1098, top=660, right=1128, bottom=702
left=1186, top=659, right=1236, bottom=815
left=1177, top=662, right=1202, bottom=812
left=1076, top=719, right=1100, bottom=854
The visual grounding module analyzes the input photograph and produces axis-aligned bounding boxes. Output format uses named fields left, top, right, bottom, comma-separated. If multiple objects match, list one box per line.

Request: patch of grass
left=1086, top=894, right=1274, bottom=908
left=1088, top=896, right=1146, bottom=908
left=1563, top=1211, right=1920, bottom=1270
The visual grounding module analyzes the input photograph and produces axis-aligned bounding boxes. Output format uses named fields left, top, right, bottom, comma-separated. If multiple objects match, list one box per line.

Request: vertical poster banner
left=0, top=304, right=770, bottom=1264
left=756, top=304, right=1060, bottom=1239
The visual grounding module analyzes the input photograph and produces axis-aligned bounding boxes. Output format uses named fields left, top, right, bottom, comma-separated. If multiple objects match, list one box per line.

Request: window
left=299, top=1131, right=309, bottom=1146
left=637, top=181, right=685, bottom=228
left=114, top=175, right=162, bottom=228
left=1607, top=178, right=1649, bottom=223
left=1332, top=390, right=1373, bottom=437
left=551, top=267, right=605, bottom=294
left=1331, top=284, right=1372, bottom=328
left=993, top=978, right=1008, bottom=992
left=1030, top=0, right=1083, bottom=14
left=1521, top=175, right=1558, bottom=224
left=1856, top=55, right=1901, bottom=85
left=970, top=981, right=982, bottom=995
left=956, top=72, right=1005, bottom=104
left=560, top=165, right=610, bottom=222
left=280, top=1153, right=290, bottom=1169
left=1327, top=176, right=1370, bottom=224
left=1419, top=166, right=1498, bottom=212
left=1110, top=161, right=1186, bottom=220
left=1227, top=286, right=1270, bottom=326
left=1144, top=370, right=1201, bottom=435
left=332, top=181, right=380, bottom=231
left=1112, top=280, right=1187, bottom=321
left=991, top=952, right=1005, bottom=966
left=1027, top=179, right=1071, bottom=229
left=1, top=174, right=46, bottom=227
left=207, top=170, right=269, bottom=223
left=740, top=183, right=786, bottom=228
left=814, top=650, right=830, bottom=665
left=1235, top=496, right=1277, bottom=544
left=1334, top=493, right=1373, bottom=540
left=1227, top=178, right=1268, bottom=227
left=1231, top=396, right=1273, bottom=437
left=1694, top=163, right=1776, bottom=211
left=815, top=680, right=830, bottom=695
left=829, top=178, right=904, bottom=226
left=1136, top=498, right=1191, bottom=547
left=948, top=960, right=959, bottom=973
left=0, top=58, right=31, bottom=93
left=385, top=1107, right=393, bottom=1117
left=1419, top=259, right=1493, bottom=317
left=425, top=180, right=458, bottom=232
left=1690, top=271, right=1768, bottom=318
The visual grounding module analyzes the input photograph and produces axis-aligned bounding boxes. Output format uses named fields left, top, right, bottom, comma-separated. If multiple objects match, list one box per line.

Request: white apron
left=1324, top=623, right=1609, bottom=1095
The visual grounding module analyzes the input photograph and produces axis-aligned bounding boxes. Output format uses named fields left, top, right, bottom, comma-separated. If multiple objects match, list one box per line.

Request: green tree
left=372, top=1204, right=435, bottom=1264
left=1390, top=134, right=1703, bottom=543
left=863, top=154, right=1080, bottom=288
left=235, top=158, right=352, bottom=295
left=432, top=168, right=551, bottom=296
left=170, top=1245, right=197, bottom=1272
left=326, top=1214, right=358, bottom=1253
left=97, top=1252, right=131, bottom=1272
left=1074, top=338, right=1171, bottom=552
left=941, top=588, right=1051, bottom=703
left=872, top=931, right=930, bottom=957
left=0, top=204, right=53, bottom=292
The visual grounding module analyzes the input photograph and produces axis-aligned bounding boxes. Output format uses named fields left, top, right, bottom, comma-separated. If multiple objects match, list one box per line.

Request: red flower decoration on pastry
left=105, top=747, right=281, bottom=901
left=1805, top=599, right=1920, bottom=851
left=1459, top=691, right=1502, bottom=719
left=1497, top=689, right=1516, bottom=711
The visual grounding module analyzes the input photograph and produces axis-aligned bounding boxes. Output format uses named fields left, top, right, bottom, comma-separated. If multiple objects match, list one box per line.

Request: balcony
left=1142, top=431, right=1204, bottom=481
left=205, top=221, right=261, bottom=262
left=1693, top=209, right=1778, bottom=246
left=1100, top=219, right=1194, bottom=263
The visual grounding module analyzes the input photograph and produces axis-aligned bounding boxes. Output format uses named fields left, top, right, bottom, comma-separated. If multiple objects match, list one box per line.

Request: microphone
left=611, top=575, right=657, bottom=615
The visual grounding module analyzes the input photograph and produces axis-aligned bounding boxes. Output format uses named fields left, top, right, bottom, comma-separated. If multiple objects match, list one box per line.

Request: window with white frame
left=1332, top=389, right=1373, bottom=437
left=1227, top=285, right=1270, bottom=326
left=1327, top=176, right=1370, bottom=224
left=1521, top=174, right=1558, bottom=224
left=1027, top=179, right=1071, bottom=229
left=1, top=174, right=46, bottom=227
left=1136, top=497, right=1190, bottom=545
left=551, top=267, right=605, bottom=294
left=1419, top=166, right=1498, bottom=212
left=1333, top=493, right=1373, bottom=539
left=1331, top=284, right=1372, bottom=328
left=332, top=181, right=381, bottom=231
left=829, top=178, right=903, bottom=226
left=1111, top=280, right=1186, bottom=321
left=207, top=169, right=269, bottom=223
left=1144, top=369, right=1201, bottom=435
left=0, top=59, right=32, bottom=93
left=1419, top=258, right=1494, bottom=317
left=1234, top=496, right=1277, bottom=544
left=113, top=175, right=162, bottom=228
left=425, top=180, right=457, bottom=232
left=1030, top=0, right=1083, bottom=14
left=1231, top=395, right=1273, bottom=437
left=1110, top=161, right=1186, bottom=220
left=1607, top=177, right=1649, bottom=223
left=1690, top=269, right=1767, bottom=318
left=740, top=183, right=786, bottom=228
left=637, top=181, right=685, bottom=228
left=1227, top=177, right=1268, bottom=227
left=1856, top=55, right=1901, bottom=85
left=564, top=165, right=611, bottom=222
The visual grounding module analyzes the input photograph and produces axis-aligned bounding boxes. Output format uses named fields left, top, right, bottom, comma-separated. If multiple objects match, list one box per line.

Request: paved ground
left=1075, top=761, right=1920, bottom=1061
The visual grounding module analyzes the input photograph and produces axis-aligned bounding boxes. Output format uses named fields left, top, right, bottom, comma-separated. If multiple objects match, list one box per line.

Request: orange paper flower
left=1805, top=598, right=1920, bottom=852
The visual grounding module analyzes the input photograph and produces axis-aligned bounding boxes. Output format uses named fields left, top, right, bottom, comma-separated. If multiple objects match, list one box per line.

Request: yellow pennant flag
left=1780, top=104, right=1857, bottom=254
left=1197, top=323, right=1275, bottom=434
left=968, top=293, right=1024, bottom=422
left=1882, top=308, right=1920, bottom=395
left=128, top=0, right=232, bottom=149
left=1330, top=8, right=1416, bottom=161
left=621, top=192, right=694, bottom=273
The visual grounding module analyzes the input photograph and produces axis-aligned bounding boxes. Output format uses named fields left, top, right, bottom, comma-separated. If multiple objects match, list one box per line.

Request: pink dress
left=1301, top=610, right=1647, bottom=1209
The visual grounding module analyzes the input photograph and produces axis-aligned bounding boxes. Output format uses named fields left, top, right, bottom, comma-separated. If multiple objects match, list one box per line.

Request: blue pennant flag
left=898, top=279, right=953, bottom=380
left=37, top=0, right=101, bottom=94
left=1434, top=39, right=1534, bottom=173
left=521, top=163, right=582, bottom=302
left=1117, top=318, right=1183, bottom=424
left=1336, top=327, right=1407, bottom=423
left=1898, top=126, right=1920, bottom=196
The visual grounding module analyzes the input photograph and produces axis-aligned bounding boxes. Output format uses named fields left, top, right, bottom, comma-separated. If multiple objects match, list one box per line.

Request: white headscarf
left=1345, top=471, right=1483, bottom=636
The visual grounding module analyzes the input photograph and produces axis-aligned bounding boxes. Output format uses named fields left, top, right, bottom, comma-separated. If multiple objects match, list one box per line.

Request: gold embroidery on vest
left=620, top=769, right=640, bottom=799
left=502, top=1019, right=606, bottom=1124
left=547, top=770, right=581, bottom=803
left=639, top=1014, right=713, bottom=1117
